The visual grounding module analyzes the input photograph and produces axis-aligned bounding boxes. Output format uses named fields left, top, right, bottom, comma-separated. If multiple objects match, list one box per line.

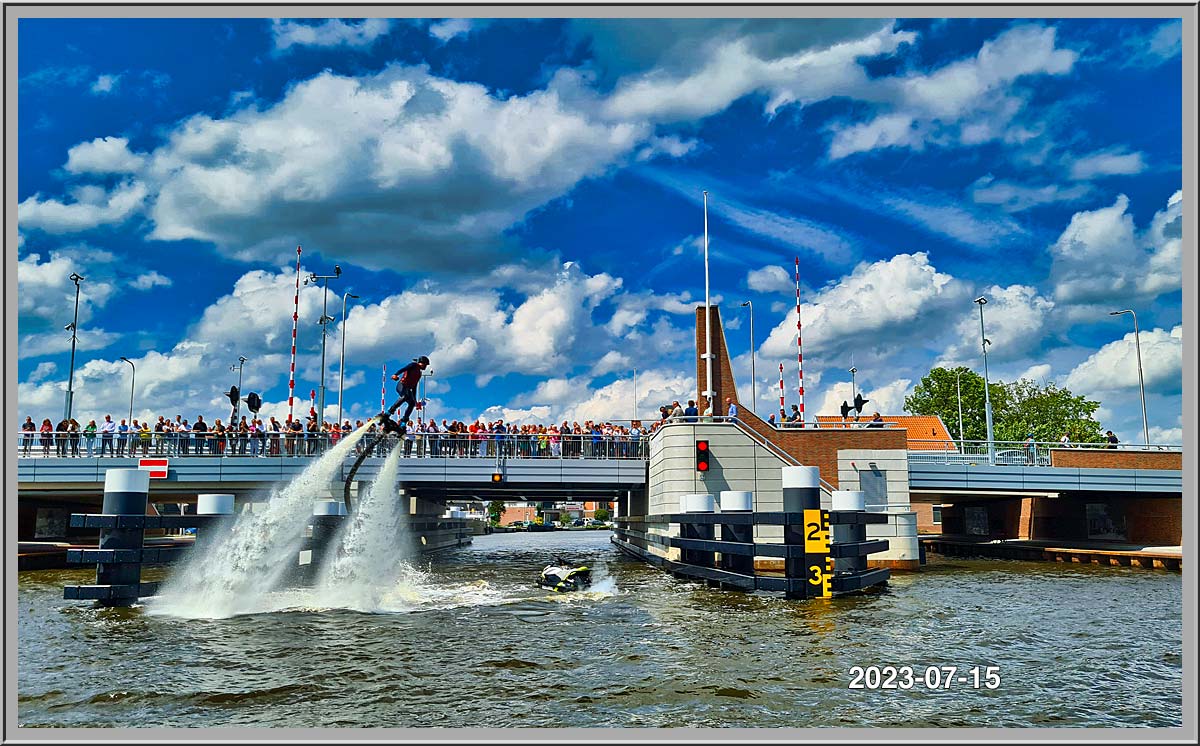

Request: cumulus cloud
left=1064, top=325, right=1183, bottom=396
left=64, top=136, right=145, bottom=175
left=131, top=271, right=172, bottom=290
left=19, top=328, right=121, bottom=359
left=271, top=18, right=392, bottom=51
left=746, top=264, right=793, bottom=293
left=18, top=180, right=148, bottom=234
left=943, top=284, right=1056, bottom=365
left=1049, top=191, right=1182, bottom=307
left=813, top=378, right=912, bottom=419
left=1068, top=147, right=1146, bottom=180
left=759, top=252, right=969, bottom=361
left=28, top=362, right=58, bottom=383
left=16, top=251, right=117, bottom=327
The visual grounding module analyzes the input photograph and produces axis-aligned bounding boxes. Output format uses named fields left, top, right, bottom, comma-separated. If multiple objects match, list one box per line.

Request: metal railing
left=907, top=439, right=1183, bottom=467
left=12, top=431, right=650, bottom=461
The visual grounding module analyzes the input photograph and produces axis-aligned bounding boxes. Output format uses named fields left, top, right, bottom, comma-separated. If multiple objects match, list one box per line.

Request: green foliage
left=593, top=507, right=610, bottom=522
left=487, top=500, right=505, bottom=524
left=905, top=367, right=1105, bottom=444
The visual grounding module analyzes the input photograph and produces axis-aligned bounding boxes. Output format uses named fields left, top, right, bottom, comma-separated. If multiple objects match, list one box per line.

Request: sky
left=14, top=14, right=1187, bottom=444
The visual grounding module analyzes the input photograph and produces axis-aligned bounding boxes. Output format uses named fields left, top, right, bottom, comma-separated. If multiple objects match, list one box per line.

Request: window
left=932, top=505, right=943, bottom=525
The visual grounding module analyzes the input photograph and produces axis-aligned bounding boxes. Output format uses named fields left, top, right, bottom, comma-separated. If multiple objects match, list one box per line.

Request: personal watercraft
left=537, top=557, right=592, bottom=592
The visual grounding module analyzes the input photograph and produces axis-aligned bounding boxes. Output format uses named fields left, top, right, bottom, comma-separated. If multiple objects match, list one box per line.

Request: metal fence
left=13, top=431, right=651, bottom=461
left=907, top=439, right=1182, bottom=467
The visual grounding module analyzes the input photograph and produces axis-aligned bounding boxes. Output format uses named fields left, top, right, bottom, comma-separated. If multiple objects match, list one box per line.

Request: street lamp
left=304, top=264, right=342, bottom=422
left=632, top=367, right=638, bottom=421
left=849, top=366, right=858, bottom=404
left=119, top=357, right=135, bottom=424
left=338, top=292, right=360, bottom=426
left=741, top=301, right=755, bottom=414
left=1110, top=309, right=1150, bottom=447
left=419, top=369, right=434, bottom=424
left=64, top=273, right=84, bottom=421
left=230, top=356, right=247, bottom=421
left=955, top=368, right=966, bottom=447
left=974, top=296, right=996, bottom=463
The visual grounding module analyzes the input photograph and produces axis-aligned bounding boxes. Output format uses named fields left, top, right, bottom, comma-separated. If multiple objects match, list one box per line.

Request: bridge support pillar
left=96, top=469, right=150, bottom=607
left=195, top=493, right=234, bottom=556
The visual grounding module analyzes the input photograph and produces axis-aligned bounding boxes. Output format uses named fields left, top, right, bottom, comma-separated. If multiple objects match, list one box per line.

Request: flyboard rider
left=379, top=355, right=430, bottom=431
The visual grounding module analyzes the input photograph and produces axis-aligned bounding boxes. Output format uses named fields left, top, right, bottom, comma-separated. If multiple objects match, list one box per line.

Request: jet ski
left=537, top=557, right=592, bottom=592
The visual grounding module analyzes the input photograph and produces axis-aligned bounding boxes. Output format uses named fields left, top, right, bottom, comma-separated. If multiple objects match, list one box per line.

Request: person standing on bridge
left=384, top=355, right=430, bottom=428
left=725, top=397, right=739, bottom=421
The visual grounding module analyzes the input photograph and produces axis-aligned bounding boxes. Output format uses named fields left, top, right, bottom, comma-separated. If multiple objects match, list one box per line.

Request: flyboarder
left=380, top=355, right=430, bottom=430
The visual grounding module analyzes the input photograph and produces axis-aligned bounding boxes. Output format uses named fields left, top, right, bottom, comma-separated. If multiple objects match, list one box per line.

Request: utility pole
left=305, top=264, right=341, bottom=423
left=64, top=273, right=84, bottom=421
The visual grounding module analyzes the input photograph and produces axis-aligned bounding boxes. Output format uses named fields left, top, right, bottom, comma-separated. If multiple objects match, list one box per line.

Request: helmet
left=416, top=355, right=430, bottom=365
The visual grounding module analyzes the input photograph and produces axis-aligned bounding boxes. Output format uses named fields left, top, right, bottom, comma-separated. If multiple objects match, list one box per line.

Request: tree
left=593, top=507, right=610, bottom=522
left=905, top=367, right=1104, bottom=444
left=487, top=500, right=505, bottom=525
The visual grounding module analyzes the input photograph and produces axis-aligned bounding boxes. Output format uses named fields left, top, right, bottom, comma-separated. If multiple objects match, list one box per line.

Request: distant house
left=814, top=414, right=955, bottom=451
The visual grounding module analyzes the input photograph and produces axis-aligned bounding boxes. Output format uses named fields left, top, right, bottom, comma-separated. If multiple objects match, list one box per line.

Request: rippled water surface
left=18, top=531, right=1182, bottom=729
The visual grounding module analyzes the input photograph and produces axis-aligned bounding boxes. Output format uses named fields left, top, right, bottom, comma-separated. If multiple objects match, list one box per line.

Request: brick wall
left=1049, top=448, right=1182, bottom=470
left=695, top=306, right=907, bottom=487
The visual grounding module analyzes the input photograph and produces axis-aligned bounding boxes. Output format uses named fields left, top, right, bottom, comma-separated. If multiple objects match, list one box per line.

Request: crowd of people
left=16, top=411, right=660, bottom=460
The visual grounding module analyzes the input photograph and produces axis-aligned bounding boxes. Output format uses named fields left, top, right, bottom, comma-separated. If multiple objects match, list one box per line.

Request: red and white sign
left=138, top=458, right=169, bottom=479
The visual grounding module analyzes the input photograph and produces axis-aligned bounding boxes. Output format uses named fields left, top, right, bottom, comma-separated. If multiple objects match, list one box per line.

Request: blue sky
left=15, top=15, right=1186, bottom=443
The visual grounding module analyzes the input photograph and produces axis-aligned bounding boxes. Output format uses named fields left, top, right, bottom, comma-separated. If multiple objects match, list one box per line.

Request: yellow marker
left=803, top=508, right=830, bottom=553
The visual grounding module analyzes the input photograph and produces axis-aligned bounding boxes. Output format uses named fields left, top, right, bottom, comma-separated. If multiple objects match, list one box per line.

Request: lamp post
left=955, top=368, right=966, bottom=447
left=974, top=296, right=996, bottom=463
left=230, top=356, right=247, bottom=421
left=1110, top=309, right=1150, bottom=447
left=64, top=273, right=85, bottom=421
left=632, top=367, right=638, bottom=421
left=419, top=370, right=434, bottom=424
left=338, top=292, right=359, bottom=426
left=741, top=300, right=755, bottom=413
left=849, top=366, right=858, bottom=404
left=119, top=357, right=135, bottom=424
left=304, top=264, right=342, bottom=423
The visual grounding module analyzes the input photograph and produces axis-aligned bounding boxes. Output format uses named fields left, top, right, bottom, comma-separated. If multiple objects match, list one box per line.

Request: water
left=17, top=531, right=1182, bottom=729
left=150, top=426, right=371, bottom=619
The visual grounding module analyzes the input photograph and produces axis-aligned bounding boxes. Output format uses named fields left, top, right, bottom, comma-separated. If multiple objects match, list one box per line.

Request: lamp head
left=119, top=356, right=131, bottom=363
left=348, top=293, right=360, bottom=300
left=1110, top=309, right=1132, bottom=316
left=334, top=265, right=341, bottom=276
left=740, top=301, right=750, bottom=307
left=974, top=296, right=987, bottom=305
left=64, top=322, right=75, bottom=331
left=849, top=366, right=857, bottom=374
left=69, top=272, right=85, bottom=283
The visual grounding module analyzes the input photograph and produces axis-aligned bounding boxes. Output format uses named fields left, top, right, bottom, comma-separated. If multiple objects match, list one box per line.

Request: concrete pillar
left=307, top=500, right=346, bottom=585
left=97, top=469, right=150, bottom=607
left=782, top=465, right=827, bottom=599
left=195, top=493, right=235, bottom=556
left=679, top=493, right=715, bottom=568
left=782, top=466, right=821, bottom=512
left=718, top=491, right=754, bottom=577
left=832, top=490, right=867, bottom=574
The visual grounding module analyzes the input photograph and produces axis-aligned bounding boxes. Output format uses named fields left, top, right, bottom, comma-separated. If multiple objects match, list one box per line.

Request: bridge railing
left=907, top=439, right=1183, bottom=467
left=12, top=431, right=651, bottom=461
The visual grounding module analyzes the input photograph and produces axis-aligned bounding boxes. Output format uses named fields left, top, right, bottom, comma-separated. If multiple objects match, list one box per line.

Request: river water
left=17, top=530, right=1183, bottom=729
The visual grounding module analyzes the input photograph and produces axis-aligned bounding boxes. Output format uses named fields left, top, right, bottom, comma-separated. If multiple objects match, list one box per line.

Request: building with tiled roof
left=813, top=414, right=955, bottom=451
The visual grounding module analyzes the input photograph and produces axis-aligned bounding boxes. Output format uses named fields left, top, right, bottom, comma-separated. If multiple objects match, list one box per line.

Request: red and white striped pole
left=287, top=245, right=301, bottom=424
left=795, top=257, right=805, bottom=428
left=778, top=362, right=785, bottom=420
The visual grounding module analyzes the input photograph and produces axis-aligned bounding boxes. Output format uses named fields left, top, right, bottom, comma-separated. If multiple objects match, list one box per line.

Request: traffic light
left=840, top=400, right=852, bottom=419
left=245, top=392, right=262, bottom=414
left=695, top=440, right=710, bottom=472
left=491, top=472, right=503, bottom=483
left=226, top=385, right=240, bottom=407
left=853, top=392, right=870, bottom=414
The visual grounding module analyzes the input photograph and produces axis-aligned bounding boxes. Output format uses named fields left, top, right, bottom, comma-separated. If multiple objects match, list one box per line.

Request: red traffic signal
left=696, top=440, right=710, bottom=472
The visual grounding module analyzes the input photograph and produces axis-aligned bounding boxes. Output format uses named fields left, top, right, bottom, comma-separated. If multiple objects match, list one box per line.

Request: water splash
left=149, top=425, right=371, bottom=619
left=314, top=446, right=408, bottom=611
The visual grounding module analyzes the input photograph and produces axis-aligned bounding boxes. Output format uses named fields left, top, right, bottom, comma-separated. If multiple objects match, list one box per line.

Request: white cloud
left=89, top=74, right=121, bottom=95
left=944, top=284, right=1056, bottom=365
left=64, top=136, right=145, bottom=174
left=1147, top=425, right=1182, bottom=446
left=16, top=251, right=117, bottom=326
left=881, top=194, right=1024, bottom=248
left=1065, top=325, right=1183, bottom=396
left=829, top=24, right=1077, bottom=159
left=19, top=328, right=120, bottom=359
left=1069, top=147, right=1146, bottom=180
left=969, top=174, right=1092, bottom=212
left=28, top=362, right=58, bottom=383
left=746, top=264, right=793, bottom=293
left=812, top=378, right=912, bottom=418
left=1049, top=192, right=1182, bottom=307
left=760, top=252, right=968, bottom=360
left=636, top=134, right=700, bottom=162
left=428, top=18, right=480, bottom=43
left=1017, top=363, right=1053, bottom=384
left=131, top=271, right=172, bottom=290
left=272, top=18, right=392, bottom=51
left=590, top=350, right=632, bottom=376
left=18, top=180, right=147, bottom=233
